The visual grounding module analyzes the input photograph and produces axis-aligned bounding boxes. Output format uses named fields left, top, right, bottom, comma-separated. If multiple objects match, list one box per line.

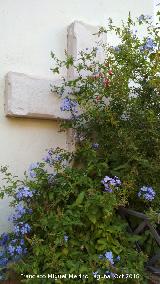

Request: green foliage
left=0, top=13, right=160, bottom=283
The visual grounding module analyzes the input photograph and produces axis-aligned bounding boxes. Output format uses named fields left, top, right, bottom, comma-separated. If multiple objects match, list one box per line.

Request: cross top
left=5, top=21, right=107, bottom=120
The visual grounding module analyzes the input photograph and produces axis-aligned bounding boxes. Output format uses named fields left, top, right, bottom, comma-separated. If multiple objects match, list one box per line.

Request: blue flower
left=29, top=162, right=39, bottom=178
left=138, top=186, right=155, bottom=201
left=43, top=152, right=52, bottom=164
left=98, top=254, right=103, bottom=259
left=10, top=239, right=17, bottom=244
left=103, top=185, right=113, bottom=193
left=9, top=204, right=32, bottom=222
left=138, top=14, right=152, bottom=22
left=138, top=15, right=144, bottom=22
left=60, top=97, right=78, bottom=113
left=144, top=193, right=154, bottom=201
left=13, top=225, right=20, bottom=234
left=93, top=271, right=99, bottom=277
left=0, top=257, right=8, bottom=267
left=22, top=224, right=31, bottom=235
left=15, top=246, right=23, bottom=255
left=14, top=223, right=31, bottom=235
left=21, top=223, right=31, bottom=235
left=54, top=155, right=62, bottom=162
left=114, top=176, right=121, bottom=186
left=15, top=204, right=26, bottom=215
left=64, top=235, right=69, bottom=242
left=8, top=245, right=15, bottom=256
left=115, top=255, right=120, bottom=261
left=43, top=150, right=62, bottom=166
left=140, top=38, right=156, bottom=51
left=92, top=143, right=99, bottom=149
left=0, top=233, right=9, bottom=246
left=113, top=46, right=120, bottom=52
left=101, top=176, right=121, bottom=192
left=16, top=187, right=34, bottom=200
left=144, top=38, right=156, bottom=50
left=104, top=251, right=114, bottom=265
left=20, top=239, right=25, bottom=246
left=23, top=248, right=27, bottom=254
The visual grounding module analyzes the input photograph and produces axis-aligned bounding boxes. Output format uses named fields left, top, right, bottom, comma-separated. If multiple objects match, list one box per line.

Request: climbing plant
left=0, top=13, right=160, bottom=283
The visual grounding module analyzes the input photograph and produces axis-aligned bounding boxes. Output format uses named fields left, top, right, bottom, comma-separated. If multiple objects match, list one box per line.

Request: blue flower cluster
left=140, top=38, right=156, bottom=51
left=138, top=186, right=156, bottom=201
left=0, top=250, right=8, bottom=267
left=99, top=251, right=120, bottom=265
left=0, top=233, right=9, bottom=247
left=60, top=97, right=78, bottom=113
left=29, top=162, right=39, bottom=178
left=16, top=186, right=34, bottom=200
left=43, top=152, right=52, bottom=165
left=43, top=149, right=62, bottom=167
left=104, top=251, right=114, bottom=264
left=0, top=231, right=27, bottom=270
left=101, top=176, right=121, bottom=192
left=7, top=239, right=27, bottom=256
left=14, top=222, right=31, bottom=235
left=8, top=204, right=32, bottom=221
left=138, top=14, right=152, bottom=22
left=0, top=184, right=34, bottom=272
left=93, top=252, right=120, bottom=279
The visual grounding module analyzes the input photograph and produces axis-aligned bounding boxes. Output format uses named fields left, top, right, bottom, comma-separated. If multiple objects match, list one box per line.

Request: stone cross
left=4, top=21, right=107, bottom=121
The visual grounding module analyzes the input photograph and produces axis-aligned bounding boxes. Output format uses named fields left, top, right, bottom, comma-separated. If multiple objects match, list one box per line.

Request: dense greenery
left=0, top=14, right=160, bottom=283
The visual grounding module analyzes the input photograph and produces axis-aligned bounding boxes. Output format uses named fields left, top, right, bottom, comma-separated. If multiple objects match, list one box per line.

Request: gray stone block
left=4, top=72, right=70, bottom=120
left=67, top=21, right=107, bottom=79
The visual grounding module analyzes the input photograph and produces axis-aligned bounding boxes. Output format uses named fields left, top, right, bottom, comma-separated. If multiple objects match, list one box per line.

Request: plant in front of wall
left=0, top=13, right=160, bottom=283
left=0, top=152, right=148, bottom=283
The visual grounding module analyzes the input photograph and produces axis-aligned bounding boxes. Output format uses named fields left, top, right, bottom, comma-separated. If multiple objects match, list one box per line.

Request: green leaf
left=88, top=215, right=97, bottom=224
left=97, top=238, right=107, bottom=245
left=62, top=248, right=69, bottom=255
left=48, top=192, right=54, bottom=201
left=75, top=191, right=85, bottom=205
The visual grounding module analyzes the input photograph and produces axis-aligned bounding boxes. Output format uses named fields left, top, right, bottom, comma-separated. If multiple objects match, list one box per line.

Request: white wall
left=154, top=0, right=160, bottom=23
left=0, top=0, right=153, bottom=233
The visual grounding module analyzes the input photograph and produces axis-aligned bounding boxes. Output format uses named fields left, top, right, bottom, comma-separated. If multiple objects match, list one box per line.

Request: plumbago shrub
left=0, top=14, right=160, bottom=283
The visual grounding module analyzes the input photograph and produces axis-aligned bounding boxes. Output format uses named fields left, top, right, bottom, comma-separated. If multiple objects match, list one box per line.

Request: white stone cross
left=4, top=21, right=107, bottom=121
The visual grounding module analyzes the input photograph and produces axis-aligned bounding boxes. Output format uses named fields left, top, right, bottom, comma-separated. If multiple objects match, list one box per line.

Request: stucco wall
left=0, top=0, right=153, bottom=233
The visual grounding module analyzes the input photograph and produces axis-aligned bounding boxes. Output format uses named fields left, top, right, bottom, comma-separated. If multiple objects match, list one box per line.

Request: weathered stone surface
left=66, top=128, right=76, bottom=153
left=4, top=22, right=107, bottom=120
left=67, top=21, right=107, bottom=79
left=4, top=72, right=70, bottom=120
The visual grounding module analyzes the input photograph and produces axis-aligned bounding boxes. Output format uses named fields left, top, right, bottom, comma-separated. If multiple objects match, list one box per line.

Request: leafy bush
left=0, top=13, right=160, bottom=283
